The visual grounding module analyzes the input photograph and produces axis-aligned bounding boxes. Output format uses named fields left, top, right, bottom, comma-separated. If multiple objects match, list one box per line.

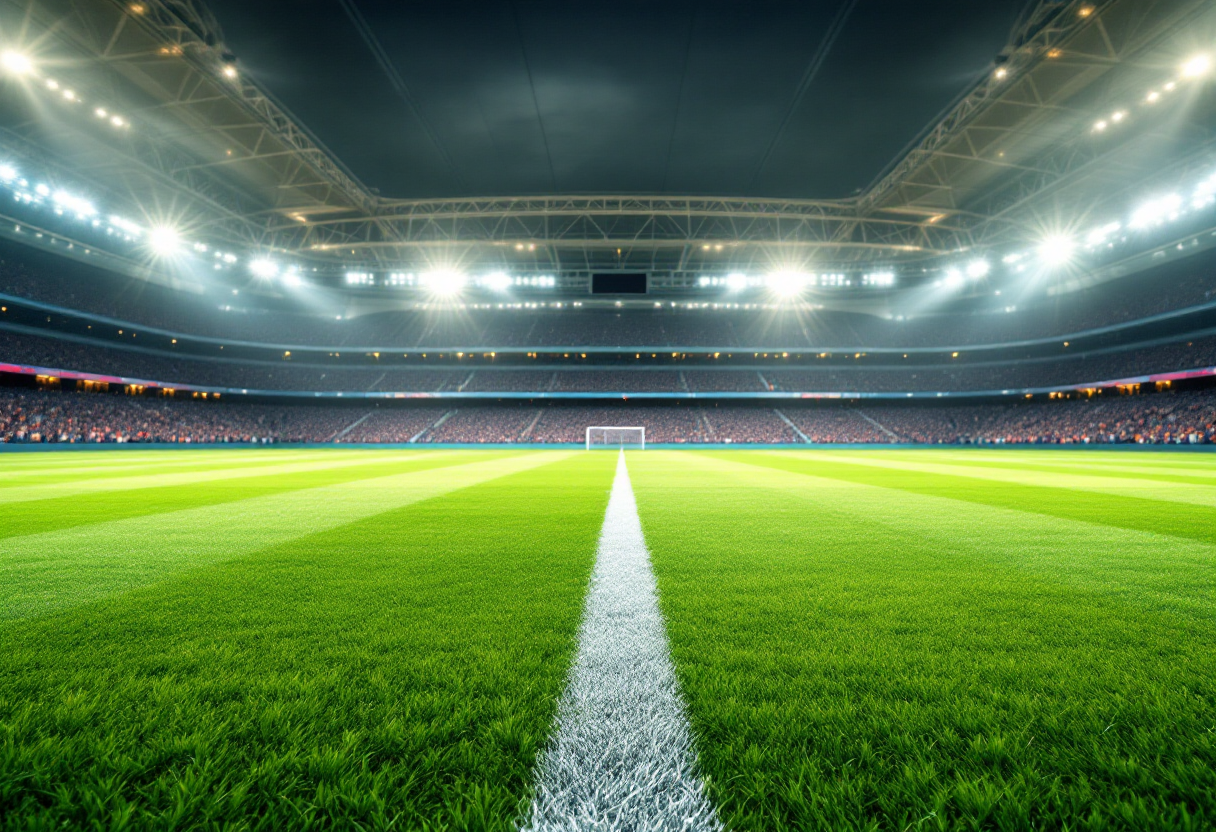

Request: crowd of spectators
left=551, top=371, right=683, bottom=392
left=3, top=385, right=1214, bottom=445
left=701, top=406, right=797, bottom=443
left=860, top=389, right=1216, bottom=445
left=5, top=240, right=1216, bottom=352
left=527, top=406, right=707, bottom=444
left=683, top=371, right=765, bottom=391
left=6, top=326, right=1216, bottom=395
left=782, top=409, right=891, bottom=443
left=0, top=387, right=360, bottom=443
left=425, top=408, right=540, bottom=443
left=340, top=408, right=447, bottom=443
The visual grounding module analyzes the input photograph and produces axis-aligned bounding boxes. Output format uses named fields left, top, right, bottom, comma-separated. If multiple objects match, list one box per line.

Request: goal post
left=586, top=426, right=646, bottom=450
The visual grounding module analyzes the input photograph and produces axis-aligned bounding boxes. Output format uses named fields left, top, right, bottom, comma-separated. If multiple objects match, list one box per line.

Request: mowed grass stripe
left=0, top=449, right=384, bottom=487
left=775, top=450, right=1216, bottom=509
left=0, top=448, right=321, bottom=472
left=686, top=452, right=1214, bottom=616
left=0, top=450, right=488, bottom=540
left=0, top=452, right=616, bottom=830
left=889, top=454, right=1216, bottom=488
left=629, top=451, right=1216, bottom=831
left=742, top=451, right=1216, bottom=546
left=0, top=451, right=569, bottom=621
left=0, top=450, right=425, bottom=505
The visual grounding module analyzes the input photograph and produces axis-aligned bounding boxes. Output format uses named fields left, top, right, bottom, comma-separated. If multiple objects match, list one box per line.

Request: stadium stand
left=5, top=327, right=1215, bottom=394
left=3, top=384, right=1213, bottom=445
left=4, top=242, right=1216, bottom=351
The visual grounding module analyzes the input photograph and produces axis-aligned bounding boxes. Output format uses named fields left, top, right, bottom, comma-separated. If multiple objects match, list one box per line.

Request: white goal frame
left=586, top=426, right=646, bottom=450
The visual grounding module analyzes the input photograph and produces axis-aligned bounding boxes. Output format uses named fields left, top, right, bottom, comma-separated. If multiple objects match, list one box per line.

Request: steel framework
left=0, top=0, right=1212, bottom=273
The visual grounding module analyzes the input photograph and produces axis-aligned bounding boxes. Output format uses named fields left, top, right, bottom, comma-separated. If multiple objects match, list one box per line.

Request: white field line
left=524, top=451, right=721, bottom=832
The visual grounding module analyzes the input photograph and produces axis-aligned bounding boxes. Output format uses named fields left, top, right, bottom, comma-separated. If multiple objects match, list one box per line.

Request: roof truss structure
left=0, top=0, right=1212, bottom=272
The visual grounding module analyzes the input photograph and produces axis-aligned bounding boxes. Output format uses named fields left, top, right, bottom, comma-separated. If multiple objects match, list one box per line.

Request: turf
left=629, top=450, right=1216, bottom=832
left=0, top=449, right=615, bottom=829
left=1, top=447, right=1214, bottom=831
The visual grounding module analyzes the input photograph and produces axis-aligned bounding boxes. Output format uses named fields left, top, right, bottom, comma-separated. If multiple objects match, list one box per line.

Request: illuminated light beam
left=1, top=51, right=33, bottom=75
left=1037, top=235, right=1076, bottom=268
left=147, top=226, right=181, bottom=256
left=1181, top=54, right=1211, bottom=79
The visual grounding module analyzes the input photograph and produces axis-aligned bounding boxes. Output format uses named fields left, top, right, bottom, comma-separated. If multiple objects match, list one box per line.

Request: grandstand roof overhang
left=0, top=0, right=1213, bottom=274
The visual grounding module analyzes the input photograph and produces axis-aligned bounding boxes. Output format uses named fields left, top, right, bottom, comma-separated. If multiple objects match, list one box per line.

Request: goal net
left=586, top=426, right=645, bottom=450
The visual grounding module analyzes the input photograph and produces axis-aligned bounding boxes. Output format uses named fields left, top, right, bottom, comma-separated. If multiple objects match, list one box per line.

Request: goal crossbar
left=586, top=426, right=646, bottom=450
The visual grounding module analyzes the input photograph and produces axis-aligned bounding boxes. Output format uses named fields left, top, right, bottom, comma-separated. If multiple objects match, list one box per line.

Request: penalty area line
left=522, top=451, right=721, bottom=832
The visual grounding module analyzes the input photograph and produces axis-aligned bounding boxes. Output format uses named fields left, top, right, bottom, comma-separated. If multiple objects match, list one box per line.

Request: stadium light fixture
left=1181, top=54, right=1211, bottom=79
left=1085, top=221, right=1121, bottom=247
left=965, top=259, right=991, bottom=280
left=281, top=269, right=303, bottom=288
left=766, top=270, right=809, bottom=298
left=422, top=268, right=467, bottom=297
left=1194, top=173, right=1216, bottom=209
left=147, top=226, right=181, bottom=256
left=942, top=267, right=965, bottom=289
left=249, top=258, right=279, bottom=279
left=52, top=190, right=97, bottom=217
left=725, top=272, right=750, bottom=292
left=1036, top=234, right=1075, bottom=267
left=0, top=164, right=17, bottom=182
left=1, top=51, right=33, bottom=75
left=481, top=271, right=511, bottom=291
left=1129, top=193, right=1183, bottom=229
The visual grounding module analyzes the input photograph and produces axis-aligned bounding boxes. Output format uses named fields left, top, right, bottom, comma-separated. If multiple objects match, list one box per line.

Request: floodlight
left=1181, top=54, right=1211, bottom=78
left=1, top=51, right=32, bottom=75
left=766, top=270, right=809, bottom=297
left=110, top=115, right=125, bottom=127
left=1093, top=120, right=1108, bottom=132
left=147, top=226, right=181, bottom=255
left=943, top=267, right=965, bottom=289
left=222, top=64, right=238, bottom=79
left=1085, top=221, right=1121, bottom=246
left=965, top=259, right=991, bottom=279
left=249, top=258, right=279, bottom=279
left=281, top=270, right=302, bottom=288
left=725, top=272, right=750, bottom=291
left=1037, top=235, right=1075, bottom=267
left=52, top=190, right=96, bottom=217
left=422, top=268, right=467, bottom=296
left=1129, top=193, right=1182, bottom=229
left=1194, top=174, right=1216, bottom=209
left=0, top=164, right=16, bottom=182
left=481, top=271, right=511, bottom=291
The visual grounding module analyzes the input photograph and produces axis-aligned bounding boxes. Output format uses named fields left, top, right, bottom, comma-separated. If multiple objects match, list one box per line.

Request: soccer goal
left=586, top=426, right=645, bottom=450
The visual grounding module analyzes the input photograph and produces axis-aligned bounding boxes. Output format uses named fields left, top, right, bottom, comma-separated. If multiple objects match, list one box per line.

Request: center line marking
left=523, top=451, right=721, bottom=832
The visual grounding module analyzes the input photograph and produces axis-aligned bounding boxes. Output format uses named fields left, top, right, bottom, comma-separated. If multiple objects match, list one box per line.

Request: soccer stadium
left=1, top=0, right=1215, bottom=828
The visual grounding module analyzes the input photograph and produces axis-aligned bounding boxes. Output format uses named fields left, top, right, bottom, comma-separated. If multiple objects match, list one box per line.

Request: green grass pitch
left=1, top=447, right=1213, bottom=830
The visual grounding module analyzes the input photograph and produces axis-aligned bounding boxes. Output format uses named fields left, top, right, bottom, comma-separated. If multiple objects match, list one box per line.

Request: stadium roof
left=0, top=0, right=1214, bottom=284
left=204, top=0, right=1027, bottom=202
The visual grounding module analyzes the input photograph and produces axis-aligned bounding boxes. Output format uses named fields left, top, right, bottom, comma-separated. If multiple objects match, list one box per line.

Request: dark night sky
left=205, top=0, right=1030, bottom=200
